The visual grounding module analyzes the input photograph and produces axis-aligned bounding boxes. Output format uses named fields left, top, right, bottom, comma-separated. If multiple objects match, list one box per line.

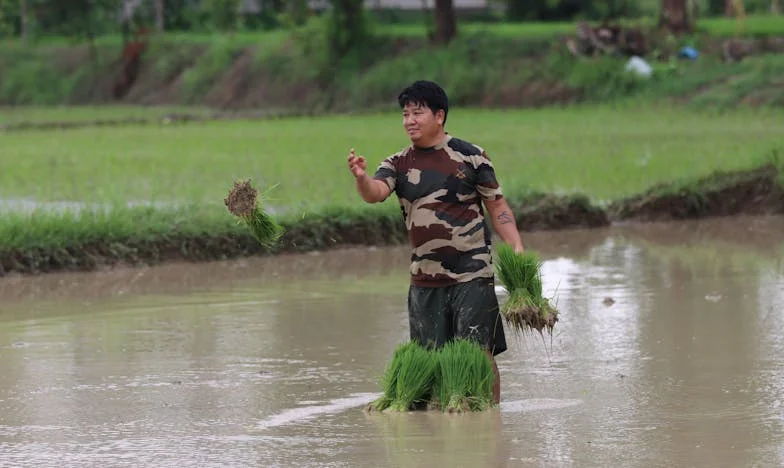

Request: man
left=346, top=80, right=525, bottom=404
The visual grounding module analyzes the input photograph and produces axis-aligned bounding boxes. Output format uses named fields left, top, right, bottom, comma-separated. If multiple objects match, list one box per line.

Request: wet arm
left=484, top=197, right=524, bottom=253
left=356, top=173, right=392, bottom=203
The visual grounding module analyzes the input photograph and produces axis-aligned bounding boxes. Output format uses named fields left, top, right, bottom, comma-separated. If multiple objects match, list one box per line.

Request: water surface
left=1, top=215, right=783, bottom=467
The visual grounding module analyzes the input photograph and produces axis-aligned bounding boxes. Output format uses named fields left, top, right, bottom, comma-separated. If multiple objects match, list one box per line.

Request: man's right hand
left=347, top=148, right=391, bottom=203
left=347, top=148, right=368, bottom=179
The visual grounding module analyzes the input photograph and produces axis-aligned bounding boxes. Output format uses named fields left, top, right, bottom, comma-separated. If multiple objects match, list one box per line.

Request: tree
left=433, top=0, right=456, bottom=44
left=204, top=0, right=241, bottom=31
left=724, top=0, right=745, bottom=17
left=659, top=0, right=694, bottom=34
left=327, top=0, right=368, bottom=61
left=0, top=0, right=26, bottom=39
left=723, top=0, right=746, bottom=35
left=35, top=0, right=116, bottom=58
left=19, top=0, right=26, bottom=40
left=154, top=0, right=163, bottom=32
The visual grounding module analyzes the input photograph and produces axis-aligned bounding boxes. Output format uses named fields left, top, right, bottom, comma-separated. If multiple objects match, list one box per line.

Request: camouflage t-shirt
left=373, top=134, right=503, bottom=288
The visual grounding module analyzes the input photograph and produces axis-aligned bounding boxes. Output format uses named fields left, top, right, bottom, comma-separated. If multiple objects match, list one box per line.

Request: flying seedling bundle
left=224, top=179, right=283, bottom=249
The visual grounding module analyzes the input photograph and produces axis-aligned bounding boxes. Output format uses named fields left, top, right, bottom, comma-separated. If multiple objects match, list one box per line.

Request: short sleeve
left=474, top=150, right=503, bottom=201
left=373, top=156, right=398, bottom=193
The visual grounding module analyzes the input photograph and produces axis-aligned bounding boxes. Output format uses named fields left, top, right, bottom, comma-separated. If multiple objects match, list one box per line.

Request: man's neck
left=413, top=132, right=448, bottom=150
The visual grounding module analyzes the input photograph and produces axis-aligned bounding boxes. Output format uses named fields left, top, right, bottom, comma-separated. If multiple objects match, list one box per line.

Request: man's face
left=402, top=102, right=443, bottom=144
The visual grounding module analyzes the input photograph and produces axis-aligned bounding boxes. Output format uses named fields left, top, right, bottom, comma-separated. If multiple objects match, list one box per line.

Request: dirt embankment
left=610, top=164, right=784, bottom=222
left=2, top=32, right=784, bottom=113
left=1, top=165, right=781, bottom=277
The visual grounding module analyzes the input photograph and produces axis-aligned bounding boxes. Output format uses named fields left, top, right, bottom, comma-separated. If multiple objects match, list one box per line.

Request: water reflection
left=366, top=409, right=509, bottom=467
left=0, top=215, right=783, bottom=467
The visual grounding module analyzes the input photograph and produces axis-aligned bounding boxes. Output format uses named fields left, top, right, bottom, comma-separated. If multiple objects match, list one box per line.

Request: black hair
left=397, top=80, right=449, bottom=125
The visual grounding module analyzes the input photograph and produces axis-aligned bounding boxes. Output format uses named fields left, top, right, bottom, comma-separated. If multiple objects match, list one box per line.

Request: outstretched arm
left=483, top=197, right=524, bottom=253
left=347, top=148, right=392, bottom=203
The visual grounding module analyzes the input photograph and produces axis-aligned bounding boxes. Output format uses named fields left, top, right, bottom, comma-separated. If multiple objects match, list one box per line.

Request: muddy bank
left=609, top=164, right=784, bottom=221
left=1, top=165, right=782, bottom=277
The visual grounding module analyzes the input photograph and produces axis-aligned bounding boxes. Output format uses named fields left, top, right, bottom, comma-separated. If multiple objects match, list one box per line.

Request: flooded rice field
left=1, top=215, right=783, bottom=467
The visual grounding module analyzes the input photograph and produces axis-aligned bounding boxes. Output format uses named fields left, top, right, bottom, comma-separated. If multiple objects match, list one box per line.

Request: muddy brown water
left=1, top=215, right=783, bottom=467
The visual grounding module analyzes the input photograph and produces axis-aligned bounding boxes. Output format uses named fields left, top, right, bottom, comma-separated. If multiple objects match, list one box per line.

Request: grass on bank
left=0, top=204, right=239, bottom=250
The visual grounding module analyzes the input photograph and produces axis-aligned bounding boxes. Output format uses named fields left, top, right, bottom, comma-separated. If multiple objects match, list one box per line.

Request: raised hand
left=347, top=148, right=368, bottom=179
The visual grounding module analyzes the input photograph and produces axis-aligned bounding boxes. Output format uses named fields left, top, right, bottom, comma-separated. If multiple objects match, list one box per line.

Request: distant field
left=2, top=105, right=782, bottom=212
left=0, top=105, right=214, bottom=125
left=382, top=15, right=784, bottom=38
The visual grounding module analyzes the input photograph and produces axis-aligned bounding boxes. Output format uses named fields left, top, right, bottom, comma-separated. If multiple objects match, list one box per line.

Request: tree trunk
left=725, top=0, right=748, bottom=17
left=154, top=0, right=164, bottom=32
left=724, top=0, right=734, bottom=15
left=421, top=0, right=434, bottom=40
left=659, top=0, right=694, bottom=35
left=434, top=0, right=457, bottom=44
left=20, top=0, right=28, bottom=41
left=288, top=0, right=308, bottom=26
left=328, top=0, right=366, bottom=60
left=771, top=0, right=779, bottom=14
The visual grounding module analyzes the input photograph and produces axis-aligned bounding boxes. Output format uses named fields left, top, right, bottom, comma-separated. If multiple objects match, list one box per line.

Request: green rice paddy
left=2, top=105, right=781, bottom=205
left=1, top=104, right=782, bottom=255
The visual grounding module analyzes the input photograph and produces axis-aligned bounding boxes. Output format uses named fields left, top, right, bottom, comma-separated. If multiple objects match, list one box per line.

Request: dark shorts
left=407, top=276, right=507, bottom=356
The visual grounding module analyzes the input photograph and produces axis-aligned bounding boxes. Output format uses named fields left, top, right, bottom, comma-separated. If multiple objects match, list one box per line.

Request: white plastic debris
left=624, top=56, right=653, bottom=78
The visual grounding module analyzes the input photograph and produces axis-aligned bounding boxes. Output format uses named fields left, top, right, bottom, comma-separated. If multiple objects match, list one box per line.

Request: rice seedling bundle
left=369, top=339, right=496, bottom=413
left=224, top=178, right=283, bottom=249
left=432, top=339, right=495, bottom=413
left=389, top=342, right=439, bottom=411
left=494, top=244, right=559, bottom=336
left=370, top=340, right=419, bottom=412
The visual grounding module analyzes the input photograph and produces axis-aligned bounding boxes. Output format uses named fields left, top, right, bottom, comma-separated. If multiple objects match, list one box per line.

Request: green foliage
left=0, top=0, right=20, bottom=37
left=180, top=36, right=242, bottom=103
left=36, top=0, right=117, bottom=42
left=344, top=33, right=525, bottom=108
left=283, top=14, right=332, bottom=79
left=278, top=0, right=310, bottom=27
left=202, top=0, right=242, bottom=32
left=0, top=48, right=83, bottom=104
left=544, top=53, right=648, bottom=101
left=326, top=0, right=369, bottom=60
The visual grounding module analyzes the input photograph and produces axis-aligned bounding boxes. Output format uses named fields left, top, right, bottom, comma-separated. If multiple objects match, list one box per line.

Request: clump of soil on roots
left=503, top=291, right=559, bottom=336
left=224, top=179, right=258, bottom=218
left=224, top=178, right=283, bottom=249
